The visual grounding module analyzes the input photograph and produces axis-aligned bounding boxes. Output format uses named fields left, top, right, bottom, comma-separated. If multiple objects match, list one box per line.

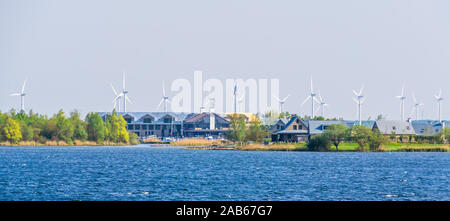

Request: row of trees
left=227, top=114, right=269, bottom=145
left=308, top=124, right=450, bottom=151
left=307, top=124, right=389, bottom=151
left=0, top=109, right=138, bottom=145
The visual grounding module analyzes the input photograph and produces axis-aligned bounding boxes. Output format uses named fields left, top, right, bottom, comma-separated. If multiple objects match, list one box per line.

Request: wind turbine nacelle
left=123, top=90, right=128, bottom=94
left=21, top=93, right=26, bottom=96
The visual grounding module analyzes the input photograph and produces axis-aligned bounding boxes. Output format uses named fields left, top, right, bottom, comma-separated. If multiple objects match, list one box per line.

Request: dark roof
left=184, top=112, right=229, bottom=123
left=97, top=112, right=191, bottom=123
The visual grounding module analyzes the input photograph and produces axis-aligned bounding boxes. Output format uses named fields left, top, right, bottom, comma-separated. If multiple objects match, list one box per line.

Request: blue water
left=0, top=145, right=449, bottom=201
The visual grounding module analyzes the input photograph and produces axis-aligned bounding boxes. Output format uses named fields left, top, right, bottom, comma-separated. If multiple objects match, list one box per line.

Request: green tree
left=70, top=111, right=88, bottom=141
left=19, top=121, right=34, bottom=141
left=3, top=118, right=22, bottom=144
left=307, top=134, right=331, bottom=151
left=323, top=124, right=349, bottom=151
left=351, top=125, right=373, bottom=150
left=106, top=110, right=129, bottom=143
left=86, top=112, right=106, bottom=143
left=55, top=110, right=74, bottom=143
left=368, top=131, right=388, bottom=151
left=128, top=131, right=139, bottom=145
left=227, top=114, right=247, bottom=145
left=246, top=118, right=269, bottom=142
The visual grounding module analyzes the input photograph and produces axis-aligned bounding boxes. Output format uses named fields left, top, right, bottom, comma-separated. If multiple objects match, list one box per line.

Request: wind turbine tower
left=121, top=72, right=132, bottom=112
left=157, top=81, right=171, bottom=113
left=411, top=92, right=424, bottom=121
left=273, top=94, right=290, bottom=114
left=434, top=89, right=444, bottom=122
left=10, top=78, right=27, bottom=112
left=396, top=84, right=407, bottom=121
left=316, top=90, right=328, bottom=118
left=301, top=77, right=319, bottom=118
left=352, top=85, right=366, bottom=125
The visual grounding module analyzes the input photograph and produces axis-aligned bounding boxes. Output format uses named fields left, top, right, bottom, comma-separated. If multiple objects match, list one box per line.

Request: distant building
left=98, top=112, right=191, bottom=139
left=183, top=112, right=230, bottom=138
left=373, top=120, right=415, bottom=136
left=411, top=120, right=446, bottom=136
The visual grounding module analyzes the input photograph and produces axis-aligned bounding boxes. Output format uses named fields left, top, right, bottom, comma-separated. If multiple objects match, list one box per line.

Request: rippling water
left=0, top=145, right=448, bottom=201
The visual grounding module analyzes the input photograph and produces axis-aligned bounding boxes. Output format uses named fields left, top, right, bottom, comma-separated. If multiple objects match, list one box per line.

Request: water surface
left=0, top=145, right=448, bottom=201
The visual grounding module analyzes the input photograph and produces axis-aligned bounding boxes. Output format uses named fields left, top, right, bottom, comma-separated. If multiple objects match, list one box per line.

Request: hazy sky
left=1, top=0, right=449, bottom=120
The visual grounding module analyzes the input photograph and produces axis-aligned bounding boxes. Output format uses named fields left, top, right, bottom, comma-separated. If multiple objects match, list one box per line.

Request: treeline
left=308, top=124, right=449, bottom=151
left=0, top=109, right=139, bottom=145
left=227, top=114, right=269, bottom=145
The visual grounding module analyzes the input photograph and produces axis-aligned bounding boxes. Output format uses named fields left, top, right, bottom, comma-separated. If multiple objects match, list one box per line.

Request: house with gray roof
left=271, top=115, right=309, bottom=142
left=373, top=120, right=415, bottom=136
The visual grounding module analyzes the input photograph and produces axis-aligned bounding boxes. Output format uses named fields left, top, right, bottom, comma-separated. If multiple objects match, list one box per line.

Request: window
left=149, top=125, right=154, bottom=130
left=155, top=125, right=160, bottom=130
left=143, top=118, right=152, bottom=123
left=135, top=125, right=140, bottom=130
left=125, top=118, right=133, bottom=123
left=293, top=125, right=297, bottom=130
left=392, top=126, right=396, bottom=130
left=142, top=125, right=147, bottom=130
left=128, top=125, right=134, bottom=130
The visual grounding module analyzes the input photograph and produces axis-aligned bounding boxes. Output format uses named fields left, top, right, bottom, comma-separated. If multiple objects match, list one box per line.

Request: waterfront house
left=411, top=120, right=446, bottom=136
left=271, top=115, right=309, bottom=142
left=373, top=120, right=415, bottom=141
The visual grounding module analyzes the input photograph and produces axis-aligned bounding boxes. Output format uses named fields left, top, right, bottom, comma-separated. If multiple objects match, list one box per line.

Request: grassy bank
left=225, top=142, right=449, bottom=152
left=170, top=138, right=230, bottom=147
left=0, top=140, right=136, bottom=146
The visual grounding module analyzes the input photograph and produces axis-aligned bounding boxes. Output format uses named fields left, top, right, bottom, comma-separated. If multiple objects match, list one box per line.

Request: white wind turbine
left=315, top=90, right=328, bottom=118
left=301, top=77, right=320, bottom=118
left=352, top=85, right=366, bottom=125
left=10, top=78, right=27, bottom=112
left=273, top=94, right=290, bottom=114
left=411, top=92, right=424, bottom=121
left=157, top=81, right=170, bottom=112
left=396, top=84, right=407, bottom=121
left=110, top=83, right=122, bottom=112
left=120, top=72, right=132, bottom=112
left=434, top=89, right=444, bottom=122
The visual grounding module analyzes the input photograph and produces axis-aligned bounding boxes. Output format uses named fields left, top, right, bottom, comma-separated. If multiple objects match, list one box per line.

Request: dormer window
left=143, top=118, right=152, bottom=123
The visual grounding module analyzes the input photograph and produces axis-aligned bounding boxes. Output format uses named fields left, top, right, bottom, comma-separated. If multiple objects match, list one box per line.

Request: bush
left=307, top=134, right=331, bottom=151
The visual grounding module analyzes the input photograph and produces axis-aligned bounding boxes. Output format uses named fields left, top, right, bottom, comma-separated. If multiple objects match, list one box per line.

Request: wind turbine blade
left=21, top=78, right=27, bottom=93
left=313, top=97, right=321, bottom=104
left=438, top=89, right=442, bottom=97
left=352, top=98, right=359, bottom=104
left=272, top=95, right=280, bottom=102
left=157, top=99, right=164, bottom=110
left=162, top=81, right=166, bottom=97
left=352, top=90, right=359, bottom=97
left=401, top=84, right=405, bottom=96
left=281, top=94, right=290, bottom=102
left=359, top=85, right=364, bottom=95
left=301, top=96, right=311, bottom=106
left=412, top=93, right=417, bottom=103
left=110, top=83, right=118, bottom=96
left=310, top=77, right=314, bottom=92
left=125, top=96, right=133, bottom=104
left=122, top=72, right=126, bottom=90
left=315, top=106, right=321, bottom=115
left=9, top=93, right=20, bottom=96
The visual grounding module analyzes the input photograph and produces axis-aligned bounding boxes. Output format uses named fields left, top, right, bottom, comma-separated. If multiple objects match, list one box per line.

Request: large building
left=98, top=112, right=231, bottom=139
